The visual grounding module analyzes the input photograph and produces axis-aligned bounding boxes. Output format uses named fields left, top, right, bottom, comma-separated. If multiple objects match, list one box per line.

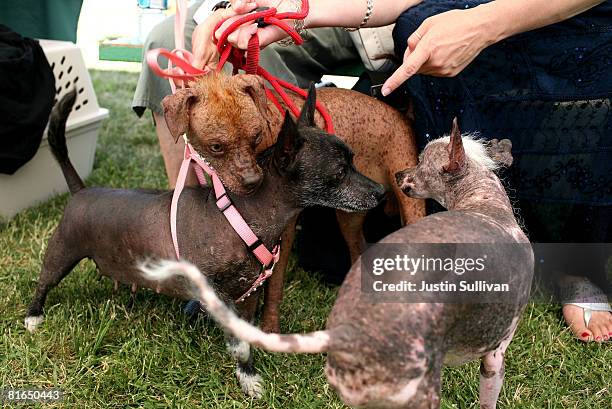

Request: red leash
left=212, top=0, right=334, bottom=133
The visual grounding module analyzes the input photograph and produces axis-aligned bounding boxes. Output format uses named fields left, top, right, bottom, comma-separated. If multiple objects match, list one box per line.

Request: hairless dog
left=143, top=120, right=533, bottom=408
left=162, top=74, right=426, bottom=332
left=25, top=86, right=384, bottom=398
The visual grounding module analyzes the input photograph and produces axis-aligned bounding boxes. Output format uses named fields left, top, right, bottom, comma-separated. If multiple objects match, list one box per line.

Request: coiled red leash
left=212, top=0, right=334, bottom=133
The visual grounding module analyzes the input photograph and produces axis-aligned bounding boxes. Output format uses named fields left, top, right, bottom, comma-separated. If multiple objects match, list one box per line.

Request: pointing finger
left=381, top=44, right=429, bottom=96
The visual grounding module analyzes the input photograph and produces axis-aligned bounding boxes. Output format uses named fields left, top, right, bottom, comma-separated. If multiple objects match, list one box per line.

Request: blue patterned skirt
left=394, top=1, right=612, bottom=211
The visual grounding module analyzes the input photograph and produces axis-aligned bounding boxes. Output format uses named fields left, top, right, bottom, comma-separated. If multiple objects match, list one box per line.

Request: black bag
left=0, top=24, right=55, bottom=174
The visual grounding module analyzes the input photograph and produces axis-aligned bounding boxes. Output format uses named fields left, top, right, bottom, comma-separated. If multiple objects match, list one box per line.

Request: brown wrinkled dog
left=162, top=74, right=424, bottom=332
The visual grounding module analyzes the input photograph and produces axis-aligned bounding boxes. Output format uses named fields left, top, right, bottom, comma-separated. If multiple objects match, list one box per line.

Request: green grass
left=0, top=70, right=609, bottom=408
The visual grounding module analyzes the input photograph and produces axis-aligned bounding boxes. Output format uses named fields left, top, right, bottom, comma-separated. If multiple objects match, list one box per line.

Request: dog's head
left=270, top=84, right=385, bottom=212
left=394, top=118, right=513, bottom=207
left=162, top=74, right=272, bottom=195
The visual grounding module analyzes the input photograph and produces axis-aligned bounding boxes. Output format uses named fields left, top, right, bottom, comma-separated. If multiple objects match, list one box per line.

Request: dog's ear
left=443, top=117, right=466, bottom=173
left=298, top=82, right=316, bottom=128
left=274, top=110, right=303, bottom=171
left=161, top=87, right=197, bottom=143
left=234, top=74, right=268, bottom=116
left=486, top=138, right=513, bottom=167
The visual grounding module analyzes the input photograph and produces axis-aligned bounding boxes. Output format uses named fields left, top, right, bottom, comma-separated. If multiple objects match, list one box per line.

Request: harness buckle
left=216, top=193, right=232, bottom=212
left=247, top=239, right=263, bottom=252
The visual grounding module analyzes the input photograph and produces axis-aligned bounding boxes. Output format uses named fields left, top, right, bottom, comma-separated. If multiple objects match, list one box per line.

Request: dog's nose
left=394, top=171, right=413, bottom=186
left=241, top=173, right=263, bottom=192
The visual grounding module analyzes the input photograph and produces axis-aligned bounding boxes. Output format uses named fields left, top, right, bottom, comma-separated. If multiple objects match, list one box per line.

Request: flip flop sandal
left=558, top=277, right=612, bottom=341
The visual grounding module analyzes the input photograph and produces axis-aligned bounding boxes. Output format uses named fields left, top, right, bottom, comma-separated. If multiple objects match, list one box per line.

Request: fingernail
left=381, top=87, right=391, bottom=97
left=595, top=336, right=601, bottom=341
left=581, top=332, right=589, bottom=338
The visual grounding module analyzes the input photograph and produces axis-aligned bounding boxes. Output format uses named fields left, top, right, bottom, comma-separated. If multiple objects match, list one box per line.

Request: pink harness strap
left=170, top=138, right=280, bottom=302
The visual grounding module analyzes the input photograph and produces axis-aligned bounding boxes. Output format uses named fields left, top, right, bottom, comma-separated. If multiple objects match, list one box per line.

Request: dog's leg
left=230, top=294, right=264, bottom=398
left=261, top=216, right=298, bottom=333
left=227, top=337, right=264, bottom=398
left=336, top=211, right=367, bottom=263
left=25, top=232, right=81, bottom=333
left=479, top=328, right=516, bottom=409
left=385, top=126, right=426, bottom=225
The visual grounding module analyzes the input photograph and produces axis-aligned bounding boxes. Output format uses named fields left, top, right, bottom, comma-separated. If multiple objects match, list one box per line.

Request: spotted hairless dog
left=162, top=74, right=425, bottom=332
left=144, top=120, right=533, bottom=408
left=25, top=86, right=385, bottom=398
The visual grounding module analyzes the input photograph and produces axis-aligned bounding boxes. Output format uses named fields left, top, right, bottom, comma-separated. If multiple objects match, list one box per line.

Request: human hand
left=382, top=6, right=500, bottom=96
left=192, top=8, right=239, bottom=70
left=230, top=0, right=259, bottom=14
left=214, top=0, right=299, bottom=50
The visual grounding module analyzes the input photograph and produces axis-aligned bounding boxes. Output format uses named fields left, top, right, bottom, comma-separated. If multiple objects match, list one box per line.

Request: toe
left=587, top=311, right=612, bottom=342
left=590, top=324, right=603, bottom=342
left=562, top=305, right=591, bottom=341
left=605, top=314, right=612, bottom=339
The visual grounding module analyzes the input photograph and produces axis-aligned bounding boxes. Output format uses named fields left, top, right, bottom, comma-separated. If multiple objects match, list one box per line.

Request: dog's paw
left=237, top=370, right=265, bottom=399
left=24, top=315, right=44, bottom=333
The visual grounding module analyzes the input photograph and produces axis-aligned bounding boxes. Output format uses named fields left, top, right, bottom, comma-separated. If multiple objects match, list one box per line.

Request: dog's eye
left=209, top=143, right=223, bottom=153
left=253, top=131, right=263, bottom=146
left=336, top=166, right=347, bottom=181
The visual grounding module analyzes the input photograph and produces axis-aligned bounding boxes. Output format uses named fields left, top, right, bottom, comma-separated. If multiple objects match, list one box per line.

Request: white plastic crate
left=0, top=40, right=109, bottom=220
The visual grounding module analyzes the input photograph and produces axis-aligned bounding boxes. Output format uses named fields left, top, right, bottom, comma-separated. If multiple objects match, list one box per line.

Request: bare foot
left=563, top=304, right=612, bottom=343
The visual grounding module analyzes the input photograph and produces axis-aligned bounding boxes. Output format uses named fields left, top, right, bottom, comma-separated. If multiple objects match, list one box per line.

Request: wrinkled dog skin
left=148, top=119, right=533, bottom=408
left=162, top=74, right=426, bottom=332
left=25, top=86, right=384, bottom=399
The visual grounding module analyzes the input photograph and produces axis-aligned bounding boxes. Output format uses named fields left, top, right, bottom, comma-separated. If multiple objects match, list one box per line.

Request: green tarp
left=0, top=0, right=83, bottom=42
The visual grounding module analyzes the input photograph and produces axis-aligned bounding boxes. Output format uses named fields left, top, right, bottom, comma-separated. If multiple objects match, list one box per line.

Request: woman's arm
left=381, top=0, right=605, bottom=95
left=304, top=0, right=422, bottom=29
left=216, top=0, right=422, bottom=49
left=484, top=0, right=605, bottom=43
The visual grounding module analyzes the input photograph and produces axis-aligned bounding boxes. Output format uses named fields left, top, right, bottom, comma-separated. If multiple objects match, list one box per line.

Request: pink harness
left=151, top=0, right=280, bottom=303
left=172, top=137, right=280, bottom=303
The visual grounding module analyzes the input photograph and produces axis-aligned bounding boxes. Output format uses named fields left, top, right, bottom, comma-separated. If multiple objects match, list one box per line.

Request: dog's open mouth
left=337, top=202, right=378, bottom=213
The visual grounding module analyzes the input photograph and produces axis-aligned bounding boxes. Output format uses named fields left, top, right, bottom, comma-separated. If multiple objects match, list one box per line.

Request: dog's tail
left=140, top=260, right=331, bottom=354
left=48, top=89, right=85, bottom=194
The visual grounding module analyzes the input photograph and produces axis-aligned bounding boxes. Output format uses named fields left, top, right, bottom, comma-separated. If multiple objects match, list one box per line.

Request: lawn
left=0, top=70, right=609, bottom=408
